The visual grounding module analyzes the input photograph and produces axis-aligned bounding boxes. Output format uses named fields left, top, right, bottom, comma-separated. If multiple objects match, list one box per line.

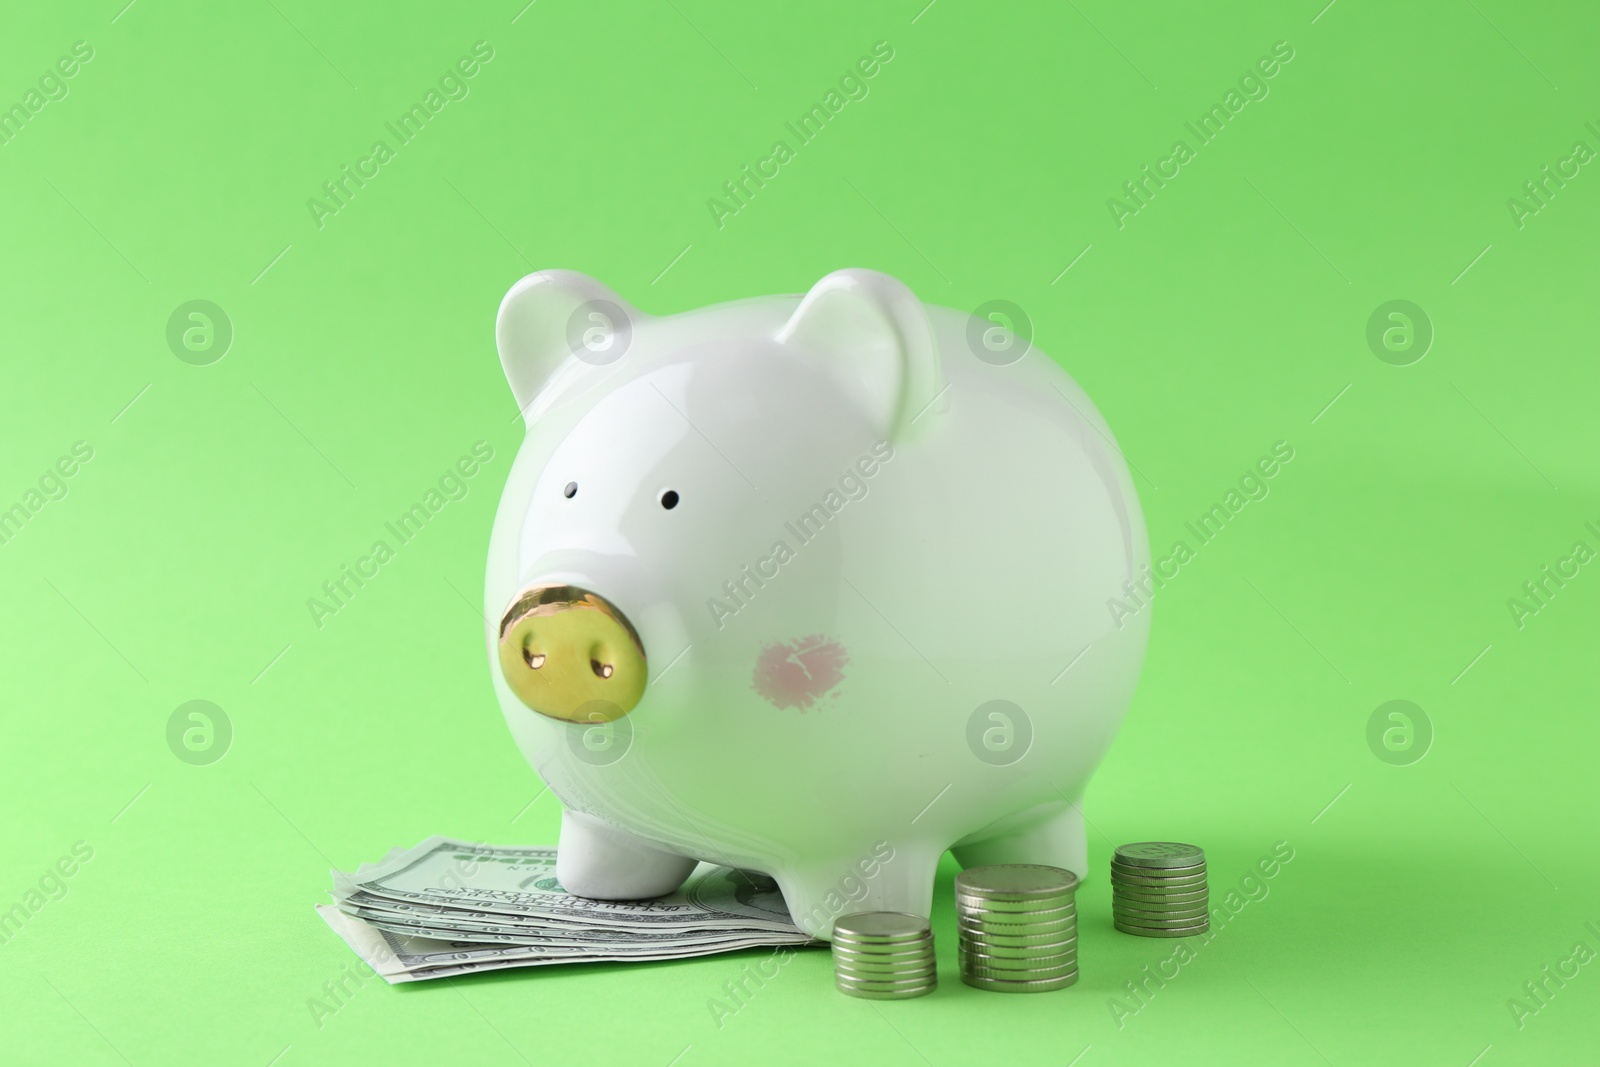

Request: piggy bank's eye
left=659, top=489, right=679, bottom=510
left=563, top=482, right=578, bottom=499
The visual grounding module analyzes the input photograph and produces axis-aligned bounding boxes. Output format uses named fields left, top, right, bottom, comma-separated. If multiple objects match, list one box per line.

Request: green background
left=2, top=0, right=1596, bottom=1064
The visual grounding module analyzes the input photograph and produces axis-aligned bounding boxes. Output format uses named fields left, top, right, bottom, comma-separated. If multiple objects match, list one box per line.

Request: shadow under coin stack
left=1111, top=842, right=1210, bottom=937
left=954, top=864, right=1080, bottom=992
left=831, top=912, right=938, bottom=999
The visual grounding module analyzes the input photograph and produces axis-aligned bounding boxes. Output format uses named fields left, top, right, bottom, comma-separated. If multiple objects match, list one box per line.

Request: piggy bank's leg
left=773, top=846, right=941, bottom=940
left=951, top=802, right=1088, bottom=880
left=556, top=809, right=697, bottom=900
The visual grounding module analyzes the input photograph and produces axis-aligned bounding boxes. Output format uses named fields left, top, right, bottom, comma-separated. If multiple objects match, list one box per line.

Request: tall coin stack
left=831, top=912, right=938, bottom=1000
left=1111, top=842, right=1210, bottom=937
left=954, top=864, right=1080, bottom=992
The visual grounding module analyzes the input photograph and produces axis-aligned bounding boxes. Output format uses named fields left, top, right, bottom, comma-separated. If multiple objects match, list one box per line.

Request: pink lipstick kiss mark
left=752, top=635, right=848, bottom=711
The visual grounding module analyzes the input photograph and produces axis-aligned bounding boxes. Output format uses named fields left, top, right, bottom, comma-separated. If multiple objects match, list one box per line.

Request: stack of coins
left=954, top=865, right=1079, bottom=992
left=1111, top=842, right=1209, bottom=937
left=831, top=912, right=937, bottom=999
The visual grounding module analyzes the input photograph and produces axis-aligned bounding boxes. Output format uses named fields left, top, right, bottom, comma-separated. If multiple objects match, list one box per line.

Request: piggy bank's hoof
left=556, top=810, right=696, bottom=900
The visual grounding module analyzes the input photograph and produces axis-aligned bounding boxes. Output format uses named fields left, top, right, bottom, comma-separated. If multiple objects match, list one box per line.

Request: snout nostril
left=524, top=650, right=546, bottom=669
left=592, top=660, right=614, bottom=680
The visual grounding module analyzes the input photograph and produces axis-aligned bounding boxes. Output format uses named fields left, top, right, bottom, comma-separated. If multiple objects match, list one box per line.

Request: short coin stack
left=1111, top=842, right=1209, bottom=938
left=831, top=912, right=937, bottom=999
left=954, top=864, right=1079, bottom=992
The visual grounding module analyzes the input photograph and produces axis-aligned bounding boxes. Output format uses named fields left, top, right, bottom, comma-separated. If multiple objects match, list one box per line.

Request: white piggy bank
left=484, top=269, right=1149, bottom=939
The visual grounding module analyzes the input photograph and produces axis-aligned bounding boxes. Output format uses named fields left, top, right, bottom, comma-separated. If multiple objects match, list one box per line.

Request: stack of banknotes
left=318, top=836, right=818, bottom=982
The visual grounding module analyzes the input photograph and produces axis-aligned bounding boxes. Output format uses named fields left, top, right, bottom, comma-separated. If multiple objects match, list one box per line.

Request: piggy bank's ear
left=776, top=269, right=944, bottom=439
left=496, top=271, right=643, bottom=419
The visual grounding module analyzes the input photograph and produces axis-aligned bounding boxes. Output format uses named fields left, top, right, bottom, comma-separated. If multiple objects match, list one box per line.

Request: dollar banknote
left=319, top=837, right=818, bottom=982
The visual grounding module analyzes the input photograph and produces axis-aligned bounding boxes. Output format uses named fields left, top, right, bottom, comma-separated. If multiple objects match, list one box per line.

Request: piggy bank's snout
left=497, top=583, right=647, bottom=723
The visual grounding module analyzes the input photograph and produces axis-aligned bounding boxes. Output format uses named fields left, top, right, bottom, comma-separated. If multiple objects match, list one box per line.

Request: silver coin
left=960, top=950, right=1078, bottom=972
left=835, top=978, right=937, bottom=999
left=953, top=908, right=1081, bottom=927
left=831, top=951, right=935, bottom=972
left=832, top=930, right=934, bottom=949
left=1114, top=842, right=1205, bottom=869
left=1113, top=863, right=1209, bottom=883
left=1112, top=909, right=1215, bottom=926
left=831, top=950, right=935, bottom=968
left=960, top=947, right=1077, bottom=970
left=1113, top=905, right=1211, bottom=923
left=1113, top=897, right=1208, bottom=913
left=1112, top=880, right=1206, bottom=896
left=1113, top=902, right=1210, bottom=919
left=832, top=929, right=934, bottom=947
left=961, top=957, right=1079, bottom=979
left=953, top=893, right=1079, bottom=910
left=959, top=935, right=1078, bottom=955
left=955, top=903, right=1076, bottom=923
left=1112, top=850, right=1205, bottom=867
left=1111, top=858, right=1206, bottom=877
left=953, top=940, right=1081, bottom=966
left=1112, top=886, right=1209, bottom=902
left=833, top=947, right=936, bottom=966
left=958, top=912, right=1078, bottom=931
left=835, top=971, right=941, bottom=992
left=1114, top=912, right=1212, bottom=928
left=1114, top=919, right=1209, bottom=938
left=953, top=940, right=1081, bottom=959
left=836, top=969, right=940, bottom=988
left=957, top=936, right=1077, bottom=959
left=962, top=965, right=1079, bottom=985
left=832, top=941, right=935, bottom=963
left=956, top=916, right=1076, bottom=932
left=836, top=970, right=938, bottom=987
left=832, top=955, right=935, bottom=974
left=1112, top=884, right=1210, bottom=903
left=953, top=927, right=1081, bottom=953
left=961, top=942, right=1076, bottom=957
left=958, top=918, right=1076, bottom=936
left=955, top=864, right=1079, bottom=899
left=1112, top=856, right=1205, bottom=871
left=1111, top=871, right=1206, bottom=888
left=838, top=966, right=934, bottom=979
left=1112, top=900, right=1211, bottom=918
left=1110, top=870, right=1208, bottom=889
left=953, top=915, right=1081, bottom=940
left=836, top=969, right=938, bottom=987
left=961, top=969, right=1078, bottom=992
left=960, top=889, right=1075, bottom=908
left=956, top=916, right=1076, bottom=935
left=957, top=915, right=1076, bottom=933
left=832, top=912, right=932, bottom=942
left=833, top=943, right=936, bottom=964
left=955, top=896, right=1077, bottom=917
left=960, top=933, right=1078, bottom=954
left=1113, top=892, right=1209, bottom=907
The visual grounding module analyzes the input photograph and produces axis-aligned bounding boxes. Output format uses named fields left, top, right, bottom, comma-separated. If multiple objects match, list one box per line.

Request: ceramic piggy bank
left=484, top=269, right=1149, bottom=939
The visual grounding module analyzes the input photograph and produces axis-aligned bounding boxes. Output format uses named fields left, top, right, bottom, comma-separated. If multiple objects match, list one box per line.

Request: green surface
left=2, top=1, right=1596, bottom=1064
